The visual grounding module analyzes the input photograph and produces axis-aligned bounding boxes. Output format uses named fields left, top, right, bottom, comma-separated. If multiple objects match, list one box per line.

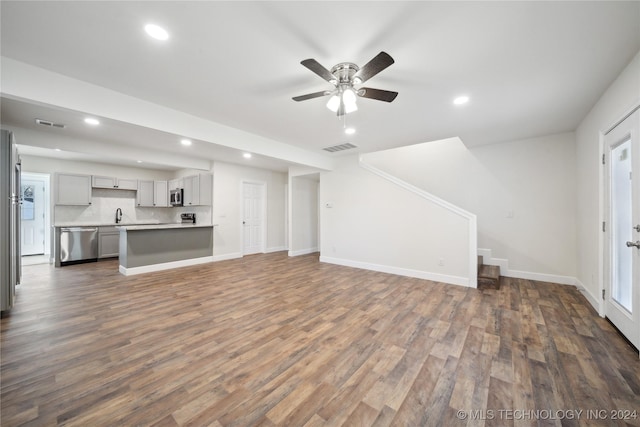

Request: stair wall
left=362, top=133, right=578, bottom=282
left=320, top=156, right=477, bottom=287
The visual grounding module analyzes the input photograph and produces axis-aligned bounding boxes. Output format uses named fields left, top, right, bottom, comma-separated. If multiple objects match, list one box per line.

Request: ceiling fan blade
left=353, top=51, right=394, bottom=83
left=358, top=87, right=398, bottom=102
left=300, top=59, right=336, bottom=83
left=292, top=91, right=330, bottom=102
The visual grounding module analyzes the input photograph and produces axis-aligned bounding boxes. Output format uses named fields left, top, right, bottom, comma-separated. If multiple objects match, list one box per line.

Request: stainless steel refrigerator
left=1, top=129, right=21, bottom=314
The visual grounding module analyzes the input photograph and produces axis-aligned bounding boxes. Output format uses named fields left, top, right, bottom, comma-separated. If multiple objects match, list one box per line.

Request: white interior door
left=21, top=178, right=45, bottom=255
left=242, top=182, right=265, bottom=255
left=604, top=108, right=640, bottom=350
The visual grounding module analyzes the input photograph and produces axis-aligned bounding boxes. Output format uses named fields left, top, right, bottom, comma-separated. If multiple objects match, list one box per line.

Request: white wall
left=212, top=161, right=287, bottom=260
left=575, top=50, right=640, bottom=308
left=363, top=133, right=578, bottom=281
left=320, top=156, right=471, bottom=286
left=290, top=175, right=319, bottom=256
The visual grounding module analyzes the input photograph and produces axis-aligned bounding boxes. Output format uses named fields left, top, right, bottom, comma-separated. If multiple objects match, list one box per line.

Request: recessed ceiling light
left=84, top=117, right=100, bottom=125
left=243, top=153, right=252, bottom=159
left=54, top=148, right=62, bottom=152
left=136, top=160, right=143, bottom=163
left=180, top=139, right=192, bottom=146
left=145, top=24, right=169, bottom=41
left=344, top=127, right=356, bottom=135
left=453, top=95, right=470, bottom=105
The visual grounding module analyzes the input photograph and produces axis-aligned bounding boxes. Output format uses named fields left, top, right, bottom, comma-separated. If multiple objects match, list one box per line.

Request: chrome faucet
left=115, top=208, right=123, bottom=224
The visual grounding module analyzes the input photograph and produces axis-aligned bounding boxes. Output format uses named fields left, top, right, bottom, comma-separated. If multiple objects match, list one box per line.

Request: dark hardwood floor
left=1, top=252, right=639, bottom=426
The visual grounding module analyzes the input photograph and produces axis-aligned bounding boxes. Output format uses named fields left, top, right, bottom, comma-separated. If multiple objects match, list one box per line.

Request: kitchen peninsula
left=117, top=223, right=215, bottom=276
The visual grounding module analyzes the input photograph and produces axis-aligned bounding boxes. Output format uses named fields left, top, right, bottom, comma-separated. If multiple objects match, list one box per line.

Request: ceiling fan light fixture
left=326, top=94, right=340, bottom=112
left=342, top=88, right=358, bottom=114
left=293, top=52, right=396, bottom=116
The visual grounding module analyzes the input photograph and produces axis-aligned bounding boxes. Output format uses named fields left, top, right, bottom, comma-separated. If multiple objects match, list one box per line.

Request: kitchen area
left=52, top=170, right=216, bottom=275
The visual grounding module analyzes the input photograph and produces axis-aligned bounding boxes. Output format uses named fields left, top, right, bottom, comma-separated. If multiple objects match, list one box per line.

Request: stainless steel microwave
left=170, top=188, right=183, bottom=206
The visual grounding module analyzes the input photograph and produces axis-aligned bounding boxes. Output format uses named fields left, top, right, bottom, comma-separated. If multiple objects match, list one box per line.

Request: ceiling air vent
left=35, top=118, right=66, bottom=129
left=322, top=142, right=358, bottom=153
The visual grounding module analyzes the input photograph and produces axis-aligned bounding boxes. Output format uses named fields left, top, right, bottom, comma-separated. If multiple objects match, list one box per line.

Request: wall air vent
left=322, top=142, right=358, bottom=153
left=35, top=118, right=66, bottom=129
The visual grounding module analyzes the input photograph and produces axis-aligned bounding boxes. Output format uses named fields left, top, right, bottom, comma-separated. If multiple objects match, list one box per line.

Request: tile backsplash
left=54, top=188, right=212, bottom=225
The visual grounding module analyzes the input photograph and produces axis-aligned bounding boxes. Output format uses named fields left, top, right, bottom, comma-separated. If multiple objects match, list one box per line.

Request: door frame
left=240, top=180, right=267, bottom=256
left=20, top=172, right=51, bottom=260
left=599, top=102, right=640, bottom=351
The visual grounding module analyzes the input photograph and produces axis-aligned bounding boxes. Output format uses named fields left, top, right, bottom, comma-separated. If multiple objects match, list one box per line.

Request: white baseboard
left=502, top=268, right=577, bottom=286
left=212, top=252, right=242, bottom=262
left=477, top=248, right=509, bottom=271
left=289, top=247, right=319, bottom=257
left=265, top=246, right=287, bottom=254
left=319, top=256, right=471, bottom=288
left=119, top=256, right=214, bottom=276
left=478, top=248, right=600, bottom=310
left=573, top=277, right=601, bottom=313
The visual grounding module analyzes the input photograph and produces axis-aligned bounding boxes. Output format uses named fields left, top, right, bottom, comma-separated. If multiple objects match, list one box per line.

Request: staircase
left=477, top=255, right=500, bottom=289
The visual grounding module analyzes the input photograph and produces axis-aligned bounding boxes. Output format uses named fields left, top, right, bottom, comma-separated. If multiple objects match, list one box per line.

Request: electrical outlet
left=438, top=258, right=444, bottom=266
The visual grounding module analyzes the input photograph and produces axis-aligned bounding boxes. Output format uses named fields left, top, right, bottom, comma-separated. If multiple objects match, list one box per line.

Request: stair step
left=478, top=264, right=500, bottom=280
left=478, top=264, right=500, bottom=290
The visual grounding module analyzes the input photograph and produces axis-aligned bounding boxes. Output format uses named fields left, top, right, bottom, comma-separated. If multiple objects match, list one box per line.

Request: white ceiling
left=1, top=1, right=639, bottom=171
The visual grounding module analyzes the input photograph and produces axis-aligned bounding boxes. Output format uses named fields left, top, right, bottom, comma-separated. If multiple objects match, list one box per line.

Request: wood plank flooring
left=1, top=252, right=639, bottom=426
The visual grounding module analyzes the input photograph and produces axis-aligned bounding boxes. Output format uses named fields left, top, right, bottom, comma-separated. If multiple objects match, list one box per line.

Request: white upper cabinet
left=116, top=178, right=138, bottom=190
left=154, top=180, right=168, bottom=207
left=168, top=178, right=184, bottom=191
left=137, top=180, right=169, bottom=207
left=183, top=173, right=212, bottom=206
left=136, top=180, right=155, bottom=207
left=92, top=175, right=138, bottom=190
left=56, top=173, right=92, bottom=205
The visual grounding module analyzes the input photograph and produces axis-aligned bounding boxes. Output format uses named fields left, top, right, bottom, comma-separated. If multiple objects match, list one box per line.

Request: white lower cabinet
left=98, top=227, right=119, bottom=258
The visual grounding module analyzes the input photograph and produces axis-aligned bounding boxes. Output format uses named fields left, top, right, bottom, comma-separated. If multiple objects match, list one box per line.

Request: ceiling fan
left=292, top=51, right=398, bottom=116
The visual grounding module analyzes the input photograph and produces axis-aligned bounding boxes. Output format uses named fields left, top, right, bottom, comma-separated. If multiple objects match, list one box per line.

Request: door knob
left=634, top=224, right=640, bottom=232
left=626, top=240, right=640, bottom=248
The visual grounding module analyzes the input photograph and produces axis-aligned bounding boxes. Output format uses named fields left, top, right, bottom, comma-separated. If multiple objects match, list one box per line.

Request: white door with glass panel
left=604, top=108, right=640, bottom=351
left=242, top=182, right=265, bottom=255
left=21, top=178, right=45, bottom=255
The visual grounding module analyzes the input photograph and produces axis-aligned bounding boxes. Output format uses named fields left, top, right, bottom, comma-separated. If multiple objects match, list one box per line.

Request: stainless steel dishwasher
left=59, top=227, right=98, bottom=265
